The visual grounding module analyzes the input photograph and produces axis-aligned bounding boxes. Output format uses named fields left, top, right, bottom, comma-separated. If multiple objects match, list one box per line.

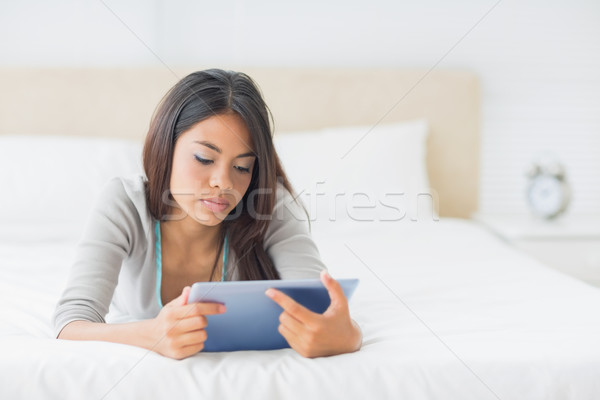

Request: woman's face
left=169, top=113, right=256, bottom=225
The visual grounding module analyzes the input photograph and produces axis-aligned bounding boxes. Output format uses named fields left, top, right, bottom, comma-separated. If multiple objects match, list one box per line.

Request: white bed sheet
left=1, top=218, right=600, bottom=399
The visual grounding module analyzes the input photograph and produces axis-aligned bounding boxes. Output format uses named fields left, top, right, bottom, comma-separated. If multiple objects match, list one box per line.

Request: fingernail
left=219, top=305, right=226, bottom=313
left=265, top=289, right=274, bottom=298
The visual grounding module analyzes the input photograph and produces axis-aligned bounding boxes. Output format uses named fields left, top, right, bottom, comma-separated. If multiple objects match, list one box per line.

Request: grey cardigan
left=53, top=174, right=326, bottom=337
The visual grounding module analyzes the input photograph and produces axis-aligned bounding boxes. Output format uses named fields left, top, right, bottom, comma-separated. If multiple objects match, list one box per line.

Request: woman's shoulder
left=100, top=173, right=145, bottom=194
left=94, top=173, right=153, bottom=233
left=265, top=179, right=311, bottom=241
left=114, top=173, right=148, bottom=200
left=273, top=179, right=308, bottom=219
left=97, top=174, right=146, bottom=209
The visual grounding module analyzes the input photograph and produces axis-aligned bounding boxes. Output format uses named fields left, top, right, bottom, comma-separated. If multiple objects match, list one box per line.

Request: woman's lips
left=200, top=198, right=229, bottom=212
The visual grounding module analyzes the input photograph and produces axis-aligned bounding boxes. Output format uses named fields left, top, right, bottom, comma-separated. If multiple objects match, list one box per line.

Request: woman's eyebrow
left=193, top=140, right=256, bottom=158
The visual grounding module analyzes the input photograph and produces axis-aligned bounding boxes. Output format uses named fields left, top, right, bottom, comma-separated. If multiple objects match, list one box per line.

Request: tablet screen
left=187, top=278, right=359, bottom=352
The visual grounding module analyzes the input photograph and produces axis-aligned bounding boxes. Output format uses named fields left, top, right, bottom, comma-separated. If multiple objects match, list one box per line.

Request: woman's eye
left=195, top=155, right=250, bottom=174
left=194, top=155, right=213, bottom=165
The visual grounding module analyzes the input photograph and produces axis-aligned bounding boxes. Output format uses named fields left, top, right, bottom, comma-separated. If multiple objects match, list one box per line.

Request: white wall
left=1, top=0, right=599, bottom=216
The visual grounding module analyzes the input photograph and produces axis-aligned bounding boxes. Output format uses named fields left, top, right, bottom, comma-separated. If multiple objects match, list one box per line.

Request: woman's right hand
left=150, top=286, right=226, bottom=360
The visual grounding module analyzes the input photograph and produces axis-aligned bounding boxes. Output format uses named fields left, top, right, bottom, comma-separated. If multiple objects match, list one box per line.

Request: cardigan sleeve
left=52, top=177, right=138, bottom=338
left=263, top=182, right=327, bottom=279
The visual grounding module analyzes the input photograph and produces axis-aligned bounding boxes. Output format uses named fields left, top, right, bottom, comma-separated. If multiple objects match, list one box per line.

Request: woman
left=54, top=69, right=362, bottom=359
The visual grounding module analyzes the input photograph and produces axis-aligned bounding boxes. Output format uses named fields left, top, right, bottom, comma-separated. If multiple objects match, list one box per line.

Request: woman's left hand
left=265, top=270, right=362, bottom=358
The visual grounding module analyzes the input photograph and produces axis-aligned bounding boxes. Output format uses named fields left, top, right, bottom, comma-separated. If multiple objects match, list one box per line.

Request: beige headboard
left=0, top=67, right=480, bottom=218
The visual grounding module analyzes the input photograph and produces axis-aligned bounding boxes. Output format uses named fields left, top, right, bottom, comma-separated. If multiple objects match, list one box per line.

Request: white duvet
left=1, top=218, right=600, bottom=400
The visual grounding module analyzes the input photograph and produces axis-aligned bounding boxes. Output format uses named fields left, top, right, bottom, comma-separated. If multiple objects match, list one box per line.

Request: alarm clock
left=525, top=160, right=571, bottom=220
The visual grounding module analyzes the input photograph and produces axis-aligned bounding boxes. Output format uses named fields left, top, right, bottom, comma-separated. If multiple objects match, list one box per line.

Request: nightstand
left=473, top=213, right=600, bottom=288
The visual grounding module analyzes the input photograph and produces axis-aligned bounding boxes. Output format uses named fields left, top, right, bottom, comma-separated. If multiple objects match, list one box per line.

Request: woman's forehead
left=182, top=114, right=255, bottom=154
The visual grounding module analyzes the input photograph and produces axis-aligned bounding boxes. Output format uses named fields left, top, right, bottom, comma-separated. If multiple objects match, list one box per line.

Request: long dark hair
left=142, top=69, right=303, bottom=281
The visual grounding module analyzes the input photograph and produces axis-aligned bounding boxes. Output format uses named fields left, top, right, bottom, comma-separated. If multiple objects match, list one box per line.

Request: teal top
left=154, top=220, right=228, bottom=308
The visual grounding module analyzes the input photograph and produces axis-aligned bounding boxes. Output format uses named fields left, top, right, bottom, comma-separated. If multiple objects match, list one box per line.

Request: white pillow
left=0, top=122, right=433, bottom=235
left=0, top=135, right=144, bottom=228
left=273, top=120, right=436, bottom=226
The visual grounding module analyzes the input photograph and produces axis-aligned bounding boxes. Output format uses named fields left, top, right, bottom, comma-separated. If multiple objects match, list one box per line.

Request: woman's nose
left=210, top=166, right=233, bottom=190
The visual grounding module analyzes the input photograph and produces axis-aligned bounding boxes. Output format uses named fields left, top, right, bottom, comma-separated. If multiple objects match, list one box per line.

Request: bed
left=1, top=68, right=600, bottom=399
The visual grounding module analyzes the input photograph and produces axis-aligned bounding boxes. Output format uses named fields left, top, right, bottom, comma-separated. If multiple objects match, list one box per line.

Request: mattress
left=2, top=218, right=600, bottom=399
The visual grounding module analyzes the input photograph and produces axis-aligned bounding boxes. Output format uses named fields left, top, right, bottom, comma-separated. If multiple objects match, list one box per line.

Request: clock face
left=527, top=175, right=566, bottom=218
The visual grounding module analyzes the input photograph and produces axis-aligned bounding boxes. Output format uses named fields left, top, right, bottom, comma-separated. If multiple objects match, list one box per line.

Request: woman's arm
left=58, top=287, right=226, bottom=360
left=53, top=178, right=136, bottom=337
left=58, top=319, right=157, bottom=349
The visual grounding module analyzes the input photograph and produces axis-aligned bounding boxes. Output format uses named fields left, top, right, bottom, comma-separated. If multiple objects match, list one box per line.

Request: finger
left=320, top=270, right=348, bottom=312
left=164, top=286, right=191, bottom=308
left=172, top=329, right=208, bottom=348
left=181, top=286, right=191, bottom=305
left=173, top=302, right=226, bottom=319
left=279, top=311, right=305, bottom=334
left=182, top=341, right=206, bottom=354
left=265, top=288, right=316, bottom=324
left=173, top=315, right=208, bottom=333
left=278, top=323, right=301, bottom=349
left=176, top=342, right=206, bottom=358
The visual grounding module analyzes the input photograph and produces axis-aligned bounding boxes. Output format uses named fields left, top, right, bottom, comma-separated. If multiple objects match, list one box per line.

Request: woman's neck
left=160, top=216, right=222, bottom=256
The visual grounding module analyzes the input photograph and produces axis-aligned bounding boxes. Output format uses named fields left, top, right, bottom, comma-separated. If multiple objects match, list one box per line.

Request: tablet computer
left=187, top=278, right=359, bottom=352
